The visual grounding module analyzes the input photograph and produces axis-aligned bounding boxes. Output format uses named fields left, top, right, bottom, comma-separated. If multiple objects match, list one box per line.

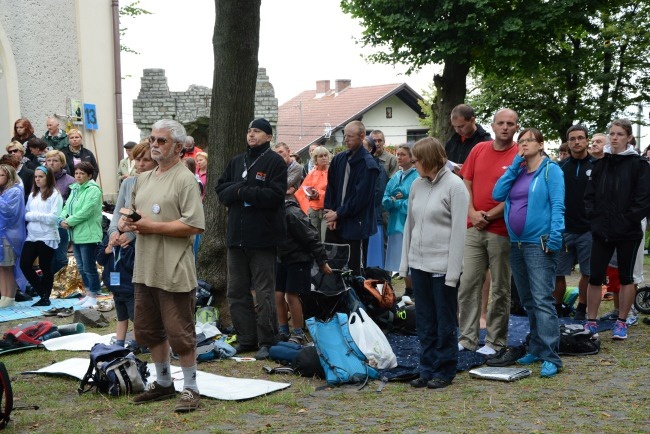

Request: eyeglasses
left=568, top=136, right=586, bottom=142
left=149, top=136, right=170, bottom=145
left=411, top=159, right=419, bottom=164
left=7, top=149, right=20, bottom=154
left=518, top=138, right=538, bottom=144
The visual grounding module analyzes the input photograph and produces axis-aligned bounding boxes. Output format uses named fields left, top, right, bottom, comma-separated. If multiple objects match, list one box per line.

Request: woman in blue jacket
left=382, top=144, right=418, bottom=295
left=493, top=128, right=565, bottom=378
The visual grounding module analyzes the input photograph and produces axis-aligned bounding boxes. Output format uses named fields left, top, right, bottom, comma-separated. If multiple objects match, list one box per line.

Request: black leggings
left=20, top=241, right=56, bottom=301
left=589, top=236, right=641, bottom=286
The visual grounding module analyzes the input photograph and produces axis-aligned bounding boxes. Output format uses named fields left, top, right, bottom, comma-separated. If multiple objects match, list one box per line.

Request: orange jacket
left=295, top=167, right=328, bottom=214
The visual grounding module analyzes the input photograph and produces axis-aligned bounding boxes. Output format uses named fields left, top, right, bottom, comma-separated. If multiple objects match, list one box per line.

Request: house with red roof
left=276, top=79, right=427, bottom=159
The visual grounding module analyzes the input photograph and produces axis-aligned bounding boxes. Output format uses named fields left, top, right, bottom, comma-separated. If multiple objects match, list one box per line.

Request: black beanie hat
left=249, top=118, right=273, bottom=135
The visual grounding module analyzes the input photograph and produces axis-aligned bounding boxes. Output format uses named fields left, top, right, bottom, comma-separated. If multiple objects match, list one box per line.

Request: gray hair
left=185, top=135, right=195, bottom=146
left=152, top=119, right=187, bottom=144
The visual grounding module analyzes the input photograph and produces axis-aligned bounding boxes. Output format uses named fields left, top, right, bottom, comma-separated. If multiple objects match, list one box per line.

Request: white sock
left=476, top=345, right=496, bottom=356
left=458, top=343, right=466, bottom=352
left=182, top=365, right=198, bottom=392
left=155, top=362, right=173, bottom=387
left=80, top=297, right=97, bottom=308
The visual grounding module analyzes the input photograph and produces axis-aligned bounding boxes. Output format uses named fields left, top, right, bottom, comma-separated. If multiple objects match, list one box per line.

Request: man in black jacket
left=444, top=104, right=492, bottom=166
left=555, top=125, right=593, bottom=320
left=216, top=118, right=287, bottom=359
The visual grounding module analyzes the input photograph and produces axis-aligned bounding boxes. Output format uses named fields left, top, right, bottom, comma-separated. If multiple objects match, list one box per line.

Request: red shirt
left=459, top=140, right=518, bottom=236
left=182, top=146, right=204, bottom=160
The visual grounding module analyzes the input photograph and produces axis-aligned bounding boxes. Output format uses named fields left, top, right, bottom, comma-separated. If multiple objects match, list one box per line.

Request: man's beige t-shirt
left=131, top=161, right=205, bottom=292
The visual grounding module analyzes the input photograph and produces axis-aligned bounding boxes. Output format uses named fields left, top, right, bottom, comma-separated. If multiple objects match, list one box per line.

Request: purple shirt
left=508, top=171, right=535, bottom=237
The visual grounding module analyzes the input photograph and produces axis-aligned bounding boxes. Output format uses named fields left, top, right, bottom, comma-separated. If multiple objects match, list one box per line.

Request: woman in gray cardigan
left=400, top=137, right=469, bottom=389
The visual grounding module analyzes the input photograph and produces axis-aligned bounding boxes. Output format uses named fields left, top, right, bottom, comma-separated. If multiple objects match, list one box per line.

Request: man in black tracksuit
left=554, top=125, right=593, bottom=320
left=216, top=118, right=287, bottom=360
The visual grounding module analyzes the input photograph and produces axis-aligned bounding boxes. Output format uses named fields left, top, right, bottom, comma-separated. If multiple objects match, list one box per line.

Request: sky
left=119, top=0, right=439, bottom=141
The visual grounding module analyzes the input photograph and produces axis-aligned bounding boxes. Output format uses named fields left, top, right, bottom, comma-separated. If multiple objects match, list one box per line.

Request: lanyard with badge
left=241, top=148, right=270, bottom=207
left=110, top=247, right=121, bottom=286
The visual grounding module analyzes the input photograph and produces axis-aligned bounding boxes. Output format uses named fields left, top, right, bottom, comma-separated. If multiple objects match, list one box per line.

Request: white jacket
left=25, top=190, right=63, bottom=247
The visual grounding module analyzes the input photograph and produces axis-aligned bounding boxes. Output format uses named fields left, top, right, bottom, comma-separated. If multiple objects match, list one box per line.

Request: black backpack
left=78, top=344, right=149, bottom=396
left=558, top=324, right=601, bottom=356
left=0, top=363, right=12, bottom=430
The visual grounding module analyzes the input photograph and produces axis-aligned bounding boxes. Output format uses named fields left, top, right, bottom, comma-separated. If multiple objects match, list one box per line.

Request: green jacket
left=59, top=180, right=103, bottom=244
left=42, top=129, right=69, bottom=151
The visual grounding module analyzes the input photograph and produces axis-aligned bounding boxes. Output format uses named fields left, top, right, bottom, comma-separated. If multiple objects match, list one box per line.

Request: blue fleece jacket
left=493, top=155, right=565, bottom=251
left=382, top=167, right=418, bottom=235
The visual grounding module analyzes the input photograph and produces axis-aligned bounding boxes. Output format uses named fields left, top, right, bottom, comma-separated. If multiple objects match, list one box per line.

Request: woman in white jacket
left=20, top=166, right=62, bottom=307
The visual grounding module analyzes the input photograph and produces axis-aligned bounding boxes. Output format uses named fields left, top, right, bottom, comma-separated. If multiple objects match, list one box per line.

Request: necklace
left=242, top=148, right=270, bottom=179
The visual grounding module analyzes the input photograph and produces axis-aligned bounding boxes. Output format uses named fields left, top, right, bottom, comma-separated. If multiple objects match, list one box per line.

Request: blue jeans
left=72, top=243, right=100, bottom=296
left=410, top=268, right=458, bottom=382
left=510, top=243, right=562, bottom=367
left=52, top=228, right=69, bottom=275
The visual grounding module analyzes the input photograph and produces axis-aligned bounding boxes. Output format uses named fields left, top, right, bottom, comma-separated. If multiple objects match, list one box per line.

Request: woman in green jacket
left=59, top=161, right=103, bottom=308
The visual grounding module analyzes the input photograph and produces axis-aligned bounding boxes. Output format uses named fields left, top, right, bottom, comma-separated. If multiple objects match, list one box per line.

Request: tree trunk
left=432, top=60, right=470, bottom=142
left=197, top=0, right=261, bottom=320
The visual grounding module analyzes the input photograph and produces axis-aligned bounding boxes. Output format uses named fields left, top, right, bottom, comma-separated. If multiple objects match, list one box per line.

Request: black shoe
left=409, top=377, right=429, bottom=388
left=234, top=343, right=258, bottom=354
left=486, top=345, right=526, bottom=367
left=15, top=291, right=33, bottom=302
left=32, top=299, right=51, bottom=307
left=427, top=378, right=452, bottom=389
left=643, top=317, right=650, bottom=325
left=255, top=346, right=270, bottom=360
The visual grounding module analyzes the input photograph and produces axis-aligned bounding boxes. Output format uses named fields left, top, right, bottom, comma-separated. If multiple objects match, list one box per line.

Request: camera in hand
left=119, top=207, right=141, bottom=222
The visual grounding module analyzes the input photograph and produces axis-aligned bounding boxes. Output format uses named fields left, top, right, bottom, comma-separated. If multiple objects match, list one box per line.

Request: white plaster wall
left=0, top=20, right=20, bottom=139
left=361, top=95, right=424, bottom=146
left=75, top=0, right=118, bottom=196
left=0, top=0, right=82, bottom=136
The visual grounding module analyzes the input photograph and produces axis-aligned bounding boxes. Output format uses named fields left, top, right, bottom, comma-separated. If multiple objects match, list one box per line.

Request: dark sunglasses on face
left=7, top=149, right=20, bottom=154
left=149, top=136, right=170, bottom=145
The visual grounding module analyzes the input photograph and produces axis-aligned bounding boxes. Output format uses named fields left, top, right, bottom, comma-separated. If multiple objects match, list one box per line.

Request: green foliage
left=119, top=1, right=152, bottom=55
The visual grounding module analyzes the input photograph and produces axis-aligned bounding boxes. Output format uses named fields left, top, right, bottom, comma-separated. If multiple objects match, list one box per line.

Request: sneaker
left=540, top=361, right=559, bottom=378
left=476, top=345, right=496, bottom=356
left=573, top=310, right=586, bottom=321
left=57, top=307, right=74, bottom=317
left=584, top=321, right=599, bottom=339
left=174, top=388, right=200, bottom=413
left=133, top=381, right=176, bottom=405
left=409, top=377, right=428, bottom=388
left=626, top=307, right=638, bottom=326
left=612, top=320, right=628, bottom=340
left=487, top=346, right=526, bottom=367
left=255, top=346, right=270, bottom=360
left=516, top=353, right=541, bottom=365
left=32, top=298, right=51, bottom=307
left=427, top=378, right=452, bottom=389
left=599, top=309, right=619, bottom=321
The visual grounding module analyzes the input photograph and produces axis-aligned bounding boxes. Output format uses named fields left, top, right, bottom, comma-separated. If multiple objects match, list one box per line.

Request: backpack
left=0, top=363, right=12, bottom=430
left=3, top=321, right=57, bottom=346
left=195, top=306, right=220, bottom=327
left=558, top=324, right=601, bottom=356
left=78, top=344, right=149, bottom=396
left=306, top=313, right=380, bottom=386
left=350, top=276, right=396, bottom=331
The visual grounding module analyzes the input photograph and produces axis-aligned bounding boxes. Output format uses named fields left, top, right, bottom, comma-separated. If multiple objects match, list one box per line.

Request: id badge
left=110, top=272, right=120, bottom=286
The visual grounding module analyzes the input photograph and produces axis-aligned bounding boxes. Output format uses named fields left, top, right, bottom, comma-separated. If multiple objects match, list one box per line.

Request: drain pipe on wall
left=112, top=0, right=124, bottom=163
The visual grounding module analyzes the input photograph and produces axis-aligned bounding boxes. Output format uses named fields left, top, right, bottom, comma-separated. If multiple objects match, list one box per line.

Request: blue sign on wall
left=83, top=103, right=98, bottom=130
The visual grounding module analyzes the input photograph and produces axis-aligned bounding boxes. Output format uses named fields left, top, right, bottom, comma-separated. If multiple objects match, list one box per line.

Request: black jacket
left=61, top=146, right=99, bottom=180
left=278, top=200, right=328, bottom=266
left=559, top=155, right=593, bottom=233
left=96, top=235, right=135, bottom=296
left=584, top=151, right=650, bottom=241
left=216, top=142, right=287, bottom=248
left=444, top=123, right=492, bottom=164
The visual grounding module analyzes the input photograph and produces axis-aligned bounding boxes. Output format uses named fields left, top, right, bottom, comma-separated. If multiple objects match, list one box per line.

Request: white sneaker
left=80, top=297, right=97, bottom=308
left=626, top=306, right=638, bottom=326
left=476, top=345, right=497, bottom=356
left=74, top=296, right=88, bottom=306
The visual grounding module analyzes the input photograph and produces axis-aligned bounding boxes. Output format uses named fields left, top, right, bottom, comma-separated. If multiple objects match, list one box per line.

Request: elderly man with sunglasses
left=119, top=119, right=205, bottom=413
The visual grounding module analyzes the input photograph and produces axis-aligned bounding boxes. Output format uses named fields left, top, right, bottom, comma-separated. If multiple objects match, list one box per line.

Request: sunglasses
left=7, top=149, right=21, bottom=154
left=148, top=136, right=171, bottom=145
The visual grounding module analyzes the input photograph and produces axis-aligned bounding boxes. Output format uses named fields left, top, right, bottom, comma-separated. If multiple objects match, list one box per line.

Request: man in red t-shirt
left=458, top=108, right=519, bottom=356
left=181, top=136, right=203, bottom=160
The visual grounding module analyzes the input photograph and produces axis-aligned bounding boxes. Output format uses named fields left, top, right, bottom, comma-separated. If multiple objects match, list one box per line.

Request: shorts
left=275, top=261, right=311, bottom=295
left=133, top=283, right=196, bottom=355
left=556, top=232, right=592, bottom=276
left=113, top=292, right=135, bottom=322
left=1, top=238, right=16, bottom=267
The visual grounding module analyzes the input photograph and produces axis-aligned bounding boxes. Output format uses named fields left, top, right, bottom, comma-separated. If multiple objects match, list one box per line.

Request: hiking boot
left=132, top=381, right=176, bottom=405
left=584, top=321, right=599, bottom=339
left=255, top=346, right=270, bottom=360
left=516, top=353, right=541, bottom=365
left=288, top=333, right=305, bottom=345
left=540, top=361, right=559, bottom=378
left=611, top=320, right=628, bottom=340
left=626, top=306, right=638, bottom=326
left=174, top=388, right=200, bottom=413
left=599, top=309, right=619, bottom=321
left=487, top=346, right=526, bottom=367
left=427, top=378, right=452, bottom=389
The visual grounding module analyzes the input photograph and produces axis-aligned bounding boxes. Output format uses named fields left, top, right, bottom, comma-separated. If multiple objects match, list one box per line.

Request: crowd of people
left=1, top=108, right=648, bottom=409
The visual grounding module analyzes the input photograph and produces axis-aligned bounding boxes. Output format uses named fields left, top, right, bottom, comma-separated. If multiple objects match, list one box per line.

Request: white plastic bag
left=348, top=308, right=397, bottom=369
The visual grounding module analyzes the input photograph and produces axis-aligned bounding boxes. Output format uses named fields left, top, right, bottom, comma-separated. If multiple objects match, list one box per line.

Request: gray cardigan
left=399, top=167, right=469, bottom=287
